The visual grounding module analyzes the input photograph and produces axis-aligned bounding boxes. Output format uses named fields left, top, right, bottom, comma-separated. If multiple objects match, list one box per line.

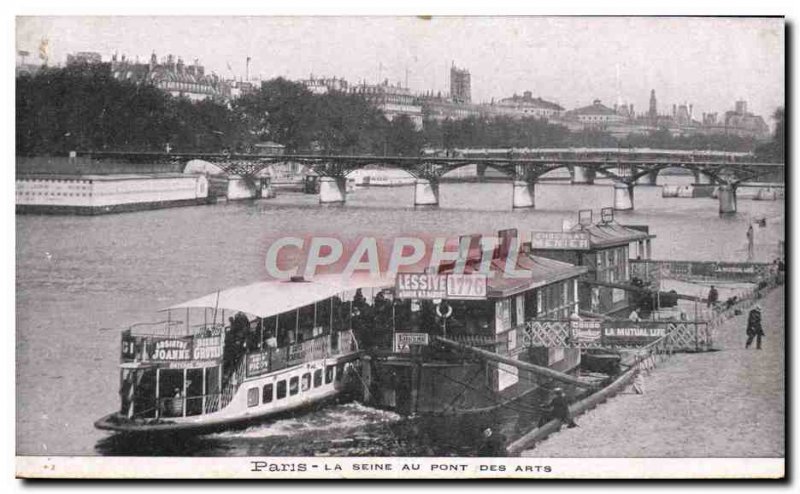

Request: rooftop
left=570, top=99, right=619, bottom=116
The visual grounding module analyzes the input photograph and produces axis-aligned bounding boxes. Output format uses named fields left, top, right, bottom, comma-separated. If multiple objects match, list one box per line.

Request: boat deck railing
left=128, top=321, right=224, bottom=338
left=244, top=330, right=358, bottom=378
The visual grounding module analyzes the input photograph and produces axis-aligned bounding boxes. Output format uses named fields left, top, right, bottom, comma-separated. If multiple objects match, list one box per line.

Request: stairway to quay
left=521, top=285, right=785, bottom=458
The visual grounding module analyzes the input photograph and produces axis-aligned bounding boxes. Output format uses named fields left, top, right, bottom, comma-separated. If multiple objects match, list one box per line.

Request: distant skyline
left=16, top=16, right=784, bottom=123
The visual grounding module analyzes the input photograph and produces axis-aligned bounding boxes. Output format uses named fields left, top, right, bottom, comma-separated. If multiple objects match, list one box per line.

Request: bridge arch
left=644, top=163, right=719, bottom=184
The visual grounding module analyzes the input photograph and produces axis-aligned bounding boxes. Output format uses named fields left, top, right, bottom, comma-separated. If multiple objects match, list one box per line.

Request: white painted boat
left=95, top=275, right=393, bottom=434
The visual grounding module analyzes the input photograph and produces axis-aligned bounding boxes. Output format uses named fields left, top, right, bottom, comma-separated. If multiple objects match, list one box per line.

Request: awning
left=163, top=274, right=395, bottom=319
left=444, top=255, right=588, bottom=298
left=571, top=222, right=654, bottom=248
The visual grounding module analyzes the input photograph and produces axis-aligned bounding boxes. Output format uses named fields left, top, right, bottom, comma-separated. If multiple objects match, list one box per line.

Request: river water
left=16, top=177, right=784, bottom=456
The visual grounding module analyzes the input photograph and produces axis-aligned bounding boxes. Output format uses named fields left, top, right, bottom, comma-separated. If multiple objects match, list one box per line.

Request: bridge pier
left=571, top=166, right=595, bottom=184
left=413, top=178, right=440, bottom=207
left=613, top=182, right=634, bottom=210
left=636, top=170, right=658, bottom=186
left=692, top=171, right=716, bottom=198
left=718, top=184, right=737, bottom=214
left=319, top=176, right=347, bottom=204
left=694, top=171, right=713, bottom=185
left=476, top=163, right=487, bottom=182
left=512, top=181, right=535, bottom=209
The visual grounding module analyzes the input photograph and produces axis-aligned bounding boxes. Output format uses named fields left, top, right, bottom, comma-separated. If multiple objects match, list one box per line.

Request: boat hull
left=367, top=346, right=582, bottom=415
left=95, top=354, right=361, bottom=435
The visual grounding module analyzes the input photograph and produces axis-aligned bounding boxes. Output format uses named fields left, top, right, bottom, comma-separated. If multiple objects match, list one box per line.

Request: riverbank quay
left=519, top=284, right=784, bottom=458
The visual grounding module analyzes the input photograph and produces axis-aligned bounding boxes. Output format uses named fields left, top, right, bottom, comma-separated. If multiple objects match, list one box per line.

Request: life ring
left=436, top=302, right=453, bottom=319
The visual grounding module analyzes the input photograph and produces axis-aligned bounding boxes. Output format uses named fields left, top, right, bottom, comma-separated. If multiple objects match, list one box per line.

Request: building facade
left=492, top=91, right=564, bottom=120
left=300, top=75, right=350, bottom=95
left=109, top=52, right=231, bottom=102
left=350, top=80, right=423, bottom=129
left=565, top=99, right=627, bottom=126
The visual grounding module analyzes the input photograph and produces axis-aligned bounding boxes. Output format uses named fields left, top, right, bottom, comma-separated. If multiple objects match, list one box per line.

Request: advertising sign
left=570, top=319, right=602, bottom=344
left=602, top=321, right=668, bottom=345
left=530, top=231, right=591, bottom=250
left=121, top=332, right=137, bottom=361
left=394, top=332, right=429, bottom=353
left=246, top=351, right=271, bottom=377
left=143, top=331, right=225, bottom=364
left=395, top=273, right=487, bottom=300
left=446, top=274, right=487, bottom=299
left=192, top=335, right=223, bottom=360
left=148, top=338, right=192, bottom=361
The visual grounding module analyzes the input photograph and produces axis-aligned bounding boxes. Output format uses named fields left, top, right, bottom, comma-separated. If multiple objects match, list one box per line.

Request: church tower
left=648, top=89, right=657, bottom=119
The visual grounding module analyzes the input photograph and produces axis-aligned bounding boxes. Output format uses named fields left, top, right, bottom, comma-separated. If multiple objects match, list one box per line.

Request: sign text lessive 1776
left=395, top=273, right=487, bottom=300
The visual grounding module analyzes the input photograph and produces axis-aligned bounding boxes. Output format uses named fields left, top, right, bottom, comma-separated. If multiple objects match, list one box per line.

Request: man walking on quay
left=707, top=285, right=719, bottom=308
left=746, top=224, right=755, bottom=261
left=539, top=388, right=578, bottom=429
left=746, top=305, right=764, bottom=350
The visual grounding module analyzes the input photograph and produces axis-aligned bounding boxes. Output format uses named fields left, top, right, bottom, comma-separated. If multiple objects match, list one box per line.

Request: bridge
left=82, top=149, right=784, bottom=214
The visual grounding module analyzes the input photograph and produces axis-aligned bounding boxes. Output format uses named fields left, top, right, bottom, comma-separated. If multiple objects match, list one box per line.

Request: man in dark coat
left=746, top=305, right=764, bottom=349
left=477, top=427, right=507, bottom=457
left=539, top=388, right=578, bottom=428
left=707, top=286, right=719, bottom=308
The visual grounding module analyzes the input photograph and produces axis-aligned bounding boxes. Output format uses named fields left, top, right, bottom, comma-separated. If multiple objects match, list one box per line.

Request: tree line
left=16, top=65, right=781, bottom=159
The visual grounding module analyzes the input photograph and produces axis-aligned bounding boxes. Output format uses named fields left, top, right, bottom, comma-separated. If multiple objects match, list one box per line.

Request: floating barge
left=362, top=231, right=592, bottom=416
left=16, top=173, right=210, bottom=215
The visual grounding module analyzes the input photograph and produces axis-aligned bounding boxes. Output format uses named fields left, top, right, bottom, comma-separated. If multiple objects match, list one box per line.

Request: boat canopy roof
left=164, top=274, right=394, bottom=318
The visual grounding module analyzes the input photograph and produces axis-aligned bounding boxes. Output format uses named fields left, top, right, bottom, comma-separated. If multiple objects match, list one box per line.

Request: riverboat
left=94, top=275, right=393, bottom=434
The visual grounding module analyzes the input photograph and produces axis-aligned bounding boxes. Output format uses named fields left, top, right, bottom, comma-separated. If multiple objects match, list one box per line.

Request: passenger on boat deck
left=569, top=312, right=582, bottom=321
left=265, top=332, right=278, bottom=349
left=628, top=309, right=641, bottom=322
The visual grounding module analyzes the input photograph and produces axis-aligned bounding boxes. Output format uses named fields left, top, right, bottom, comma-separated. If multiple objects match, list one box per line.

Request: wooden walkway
left=521, top=285, right=785, bottom=458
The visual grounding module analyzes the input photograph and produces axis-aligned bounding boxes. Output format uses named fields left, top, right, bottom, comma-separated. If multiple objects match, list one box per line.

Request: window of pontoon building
left=314, top=369, right=323, bottom=388
left=301, top=373, right=311, bottom=392
left=595, top=246, right=629, bottom=284
left=537, top=279, right=579, bottom=319
left=289, top=376, right=299, bottom=396
left=276, top=380, right=287, bottom=399
left=325, top=365, right=335, bottom=384
left=247, top=387, right=259, bottom=407
left=524, top=288, right=538, bottom=319
left=447, top=300, right=493, bottom=336
left=263, top=383, right=274, bottom=404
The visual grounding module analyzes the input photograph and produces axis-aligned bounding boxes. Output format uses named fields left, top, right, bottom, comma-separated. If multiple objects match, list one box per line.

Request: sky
left=15, top=16, right=785, bottom=122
